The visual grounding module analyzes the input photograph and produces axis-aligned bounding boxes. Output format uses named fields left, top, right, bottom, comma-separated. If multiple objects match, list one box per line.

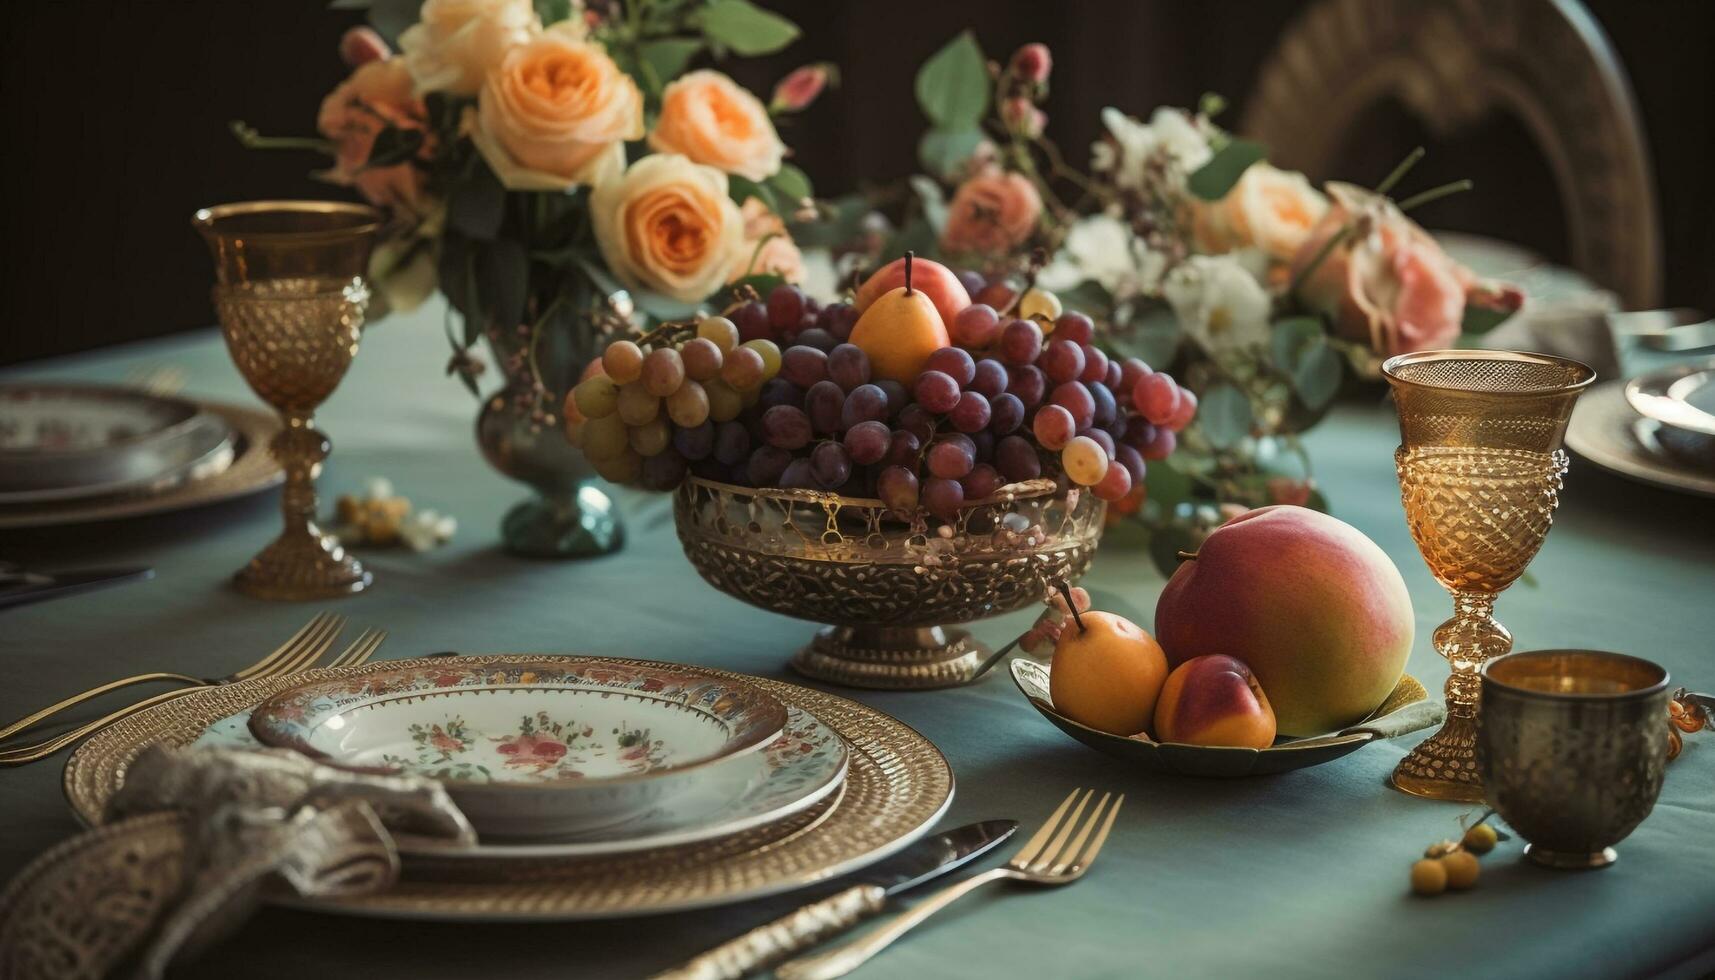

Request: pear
left=848, top=252, right=951, bottom=383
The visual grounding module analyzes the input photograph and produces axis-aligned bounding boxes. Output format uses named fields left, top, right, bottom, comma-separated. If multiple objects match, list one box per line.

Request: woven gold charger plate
left=63, top=655, right=955, bottom=922
left=0, top=399, right=283, bottom=529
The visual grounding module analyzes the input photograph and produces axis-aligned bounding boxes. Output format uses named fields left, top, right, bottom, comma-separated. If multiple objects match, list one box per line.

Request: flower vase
left=476, top=384, right=623, bottom=560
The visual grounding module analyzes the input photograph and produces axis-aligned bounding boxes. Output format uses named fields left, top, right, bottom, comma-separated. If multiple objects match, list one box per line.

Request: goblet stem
left=1435, top=591, right=1514, bottom=719
left=232, top=415, right=370, bottom=601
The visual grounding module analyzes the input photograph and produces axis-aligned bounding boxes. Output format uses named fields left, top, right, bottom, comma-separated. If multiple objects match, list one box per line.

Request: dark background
left=2, top=0, right=1710, bottom=366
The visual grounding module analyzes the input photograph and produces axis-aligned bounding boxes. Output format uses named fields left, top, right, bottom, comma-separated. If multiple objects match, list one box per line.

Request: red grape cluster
left=565, top=283, right=1197, bottom=525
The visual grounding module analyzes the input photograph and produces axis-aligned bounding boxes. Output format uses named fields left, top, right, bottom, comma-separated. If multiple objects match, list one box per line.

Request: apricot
left=1048, top=611, right=1168, bottom=736
left=1153, top=655, right=1277, bottom=748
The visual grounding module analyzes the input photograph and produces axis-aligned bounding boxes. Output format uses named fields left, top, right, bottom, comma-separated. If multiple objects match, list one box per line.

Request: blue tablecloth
left=2, top=301, right=1712, bottom=979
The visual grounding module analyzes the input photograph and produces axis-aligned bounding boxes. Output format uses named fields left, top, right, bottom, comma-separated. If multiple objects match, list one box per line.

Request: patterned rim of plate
left=191, top=700, right=850, bottom=860
left=248, top=660, right=790, bottom=788
left=0, top=400, right=283, bottom=529
left=63, top=655, right=954, bottom=921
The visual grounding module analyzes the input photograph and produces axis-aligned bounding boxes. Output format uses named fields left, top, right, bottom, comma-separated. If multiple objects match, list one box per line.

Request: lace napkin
left=0, top=746, right=475, bottom=980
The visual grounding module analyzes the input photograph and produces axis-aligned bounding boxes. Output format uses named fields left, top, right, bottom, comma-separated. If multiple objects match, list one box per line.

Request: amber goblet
left=194, top=201, right=382, bottom=600
left=1383, top=349, right=1595, bottom=801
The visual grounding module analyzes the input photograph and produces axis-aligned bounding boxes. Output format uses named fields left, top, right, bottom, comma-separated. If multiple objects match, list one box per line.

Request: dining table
left=2, top=298, right=1712, bottom=980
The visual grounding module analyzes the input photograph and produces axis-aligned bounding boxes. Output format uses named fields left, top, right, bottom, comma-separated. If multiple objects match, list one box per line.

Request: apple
left=854, top=256, right=971, bottom=329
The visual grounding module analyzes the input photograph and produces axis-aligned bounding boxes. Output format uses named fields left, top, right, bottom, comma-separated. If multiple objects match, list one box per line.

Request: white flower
left=1090, top=107, right=1213, bottom=190
left=401, top=509, right=458, bottom=552
left=1038, top=214, right=1165, bottom=302
left=1162, top=254, right=1272, bottom=355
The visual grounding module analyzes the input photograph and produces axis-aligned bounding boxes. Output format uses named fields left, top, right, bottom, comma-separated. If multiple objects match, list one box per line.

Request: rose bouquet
left=238, top=0, right=832, bottom=552
left=795, top=31, right=1522, bottom=572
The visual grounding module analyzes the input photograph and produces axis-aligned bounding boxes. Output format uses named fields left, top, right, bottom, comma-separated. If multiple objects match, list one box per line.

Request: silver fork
left=775, top=789, right=1123, bottom=980
left=0, top=616, right=358, bottom=766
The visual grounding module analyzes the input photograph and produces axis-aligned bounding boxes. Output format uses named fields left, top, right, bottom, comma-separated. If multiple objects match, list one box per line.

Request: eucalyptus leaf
left=1461, top=302, right=1516, bottom=336
left=914, top=32, right=988, bottom=129
left=639, top=38, right=703, bottom=87
left=788, top=193, right=870, bottom=249
left=770, top=163, right=813, bottom=202
left=447, top=160, right=506, bottom=240
left=884, top=217, right=939, bottom=264
left=1269, top=316, right=1323, bottom=372
left=1143, top=457, right=1192, bottom=517
left=574, top=257, right=626, bottom=301
left=630, top=289, right=703, bottom=321
left=700, top=0, right=800, bottom=56
left=1292, top=340, right=1343, bottom=409
left=1056, top=280, right=1115, bottom=319
left=476, top=239, right=528, bottom=333
left=533, top=0, right=573, bottom=27
left=1146, top=521, right=1200, bottom=580
left=1198, top=383, right=1253, bottom=449
left=917, top=127, right=985, bottom=180
left=1186, top=138, right=1267, bottom=201
left=907, top=175, right=949, bottom=235
left=1110, top=307, right=1183, bottom=367
left=729, top=273, right=786, bottom=300
left=363, top=126, right=424, bottom=169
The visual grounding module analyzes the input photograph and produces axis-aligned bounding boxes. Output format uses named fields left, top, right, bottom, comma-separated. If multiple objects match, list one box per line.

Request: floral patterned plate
left=248, top=660, right=788, bottom=838
left=197, top=701, right=847, bottom=858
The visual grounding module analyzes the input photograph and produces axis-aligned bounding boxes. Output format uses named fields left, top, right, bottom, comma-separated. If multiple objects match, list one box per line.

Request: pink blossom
left=1010, top=43, right=1052, bottom=83
left=339, top=26, right=391, bottom=67
left=771, top=63, right=835, bottom=114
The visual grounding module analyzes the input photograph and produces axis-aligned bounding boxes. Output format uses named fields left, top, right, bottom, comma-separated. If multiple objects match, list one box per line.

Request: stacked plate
left=1565, top=361, right=1715, bottom=497
left=65, top=655, right=954, bottom=920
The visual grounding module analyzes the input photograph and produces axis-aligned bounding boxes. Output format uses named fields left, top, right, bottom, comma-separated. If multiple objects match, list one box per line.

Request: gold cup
left=194, top=201, right=382, bottom=600
left=1383, top=349, right=1595, bottom=801
left=1478, top=650, right=1670, bottom=868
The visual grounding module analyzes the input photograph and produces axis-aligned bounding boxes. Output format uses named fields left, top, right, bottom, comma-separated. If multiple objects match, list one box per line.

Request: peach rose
left=649, top=70, right=785, bottom=182
left=472, top=31, right=642, bottom=191
left=728, top=198, right=805, bottom=283
left=1191, top=163, right=1327, bottom=261
left=316, top=59, right=431, bottom=211
left=940, top=170, right=1042, bottom=256
left=1290, top=182, right=1517, bottom=356
left=592, top=154, right=746, bottom=303
left=399, top=0, right=539, bottom=96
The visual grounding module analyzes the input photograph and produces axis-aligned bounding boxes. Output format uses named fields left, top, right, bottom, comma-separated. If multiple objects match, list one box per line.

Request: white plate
left=1625, top=360, right=1715, bottom=437
left=248, top=660, right=788, bottom=839
left=196, top=701, right=848, bottom=858
left=1566, top=379, right=1715, bottom=497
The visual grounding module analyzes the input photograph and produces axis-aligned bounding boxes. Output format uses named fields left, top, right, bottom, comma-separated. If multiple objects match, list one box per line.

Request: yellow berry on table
left=1462, top=823, right=1498, bottom=854
left=1440, top=850, right=1481, bottom=890
left=1410, top=859, right=1448, bottom=896
left=1424, top=839, right=1459, bottom=859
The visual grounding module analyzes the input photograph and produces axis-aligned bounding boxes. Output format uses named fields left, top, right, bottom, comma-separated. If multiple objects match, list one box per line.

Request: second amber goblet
left=1383, top=349, right=1595, bottom=801
left=194, top=201, right=381, bottom=600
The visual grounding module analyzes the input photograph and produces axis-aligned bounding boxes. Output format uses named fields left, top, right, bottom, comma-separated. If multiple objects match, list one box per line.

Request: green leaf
left=1461, top=302, right=1516, bottom=336
left=1292, top=340, right=1343, bottom=409
left=1198, top=383, right=1253, bottom=449
left=438, top=234, right=477, bottom=331
left=699, top=0, right=800, bottom=56
left=363, top=126, right=424, bottom=169
left=639, top=38, right=703, bottom=86
left=1109, top=306, right=1182, bottom=367
left=1056, top=280, right=1115, bottom=319
left=770, top=163, right=813, bottom=203
left=1143, top=457, right=1192, bottom=517
left=1186, top=138, right=1267, bottom=201
left=574, top=257, right=626, bottom=300
left=914, top=32, right=989, bottom=129
left=476, top=239, right=528, bottom=333
left=1146, top=521, right=1200, bottom=580
left=1270, top=316, right=1342, bottom=410
left=630, top=289, right=703, bottom=321
left=728, top=174, right=780, bottom=214
left=447, top=160, right=506, bottom=240
left=788, top=193, right=870, bottom=250
left=728, top=273, right=786, bottom=300
left=883, top=217, right=939, bottom=264
left=365, top=0, right=420, bottom=45
left=907, top=175, right=949, bottom=235
left=917, top=127, right=985, bottom=180
left=533, top=0, right=573, bottom=26
left=328, top=0, right=370, bottom=9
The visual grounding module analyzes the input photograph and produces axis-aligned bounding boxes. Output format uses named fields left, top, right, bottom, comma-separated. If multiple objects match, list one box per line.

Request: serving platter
left=194, top=700, right=847, bottom=859
left=1011, top=659, right=1441, bottom=776
left=64, top=655, right=954, bottom=921
left=0, top=399, right=283, bottom=528
left=1624, top=360, right=1715, bottom=437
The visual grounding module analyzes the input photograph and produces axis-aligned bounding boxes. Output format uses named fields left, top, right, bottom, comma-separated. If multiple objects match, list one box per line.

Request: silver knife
left=653, top=819, right=1018, bottom=980
left=0, top=565, right=153, bottom=610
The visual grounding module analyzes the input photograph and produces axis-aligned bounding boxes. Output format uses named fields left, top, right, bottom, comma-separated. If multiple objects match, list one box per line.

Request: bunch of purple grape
left=566, top=292, right=1199, bottom=525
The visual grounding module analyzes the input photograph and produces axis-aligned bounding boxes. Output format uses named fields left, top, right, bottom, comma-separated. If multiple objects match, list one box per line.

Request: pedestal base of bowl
left=790, top=626, right=987, bottom=690
left=1524, top=844, right=1618, bottom=869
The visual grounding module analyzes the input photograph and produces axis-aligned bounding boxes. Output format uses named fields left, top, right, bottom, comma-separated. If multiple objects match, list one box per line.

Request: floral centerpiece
left=792, top=32, right=1522, bottom=572
left=239, top=0, right=831, bottom=555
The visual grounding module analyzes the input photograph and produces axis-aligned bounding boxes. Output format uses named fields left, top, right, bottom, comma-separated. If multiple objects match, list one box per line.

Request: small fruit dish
left=1010, top=659, right=1442, bottom=776
left=250, top=659, right=788, bottom=838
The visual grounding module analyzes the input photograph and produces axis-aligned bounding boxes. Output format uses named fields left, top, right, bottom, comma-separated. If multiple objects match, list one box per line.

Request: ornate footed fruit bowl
left=675, top=476, right=1106, bottom=689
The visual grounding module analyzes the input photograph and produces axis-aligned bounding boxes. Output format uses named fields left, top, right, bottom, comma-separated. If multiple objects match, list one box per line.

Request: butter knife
left=652, top=819, right=1017, bottom=980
